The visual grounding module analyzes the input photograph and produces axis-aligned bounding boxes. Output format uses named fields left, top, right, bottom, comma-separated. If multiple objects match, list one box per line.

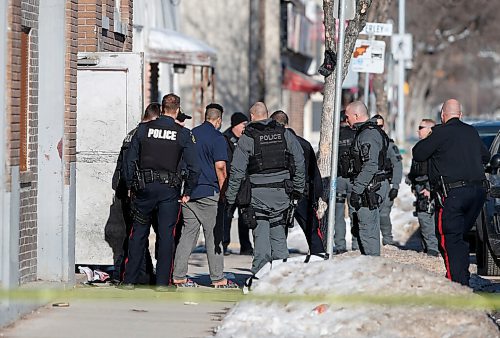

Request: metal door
left=76, top=52, right=143, bottom=265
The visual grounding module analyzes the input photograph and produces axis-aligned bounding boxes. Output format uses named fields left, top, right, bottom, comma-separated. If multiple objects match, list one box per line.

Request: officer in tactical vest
left=270, top=110, right=324, bottom=254
left=226, top=102, right=305, bottom=274
left=407, top=119, right=439, bottom=256
left=334, top=110, right=357, bottom=253
left=111, top=103, right=160, bottom=283
left=121, top=93, right=200, bottom=291
left=373, top=114, right=403, bottom=246
left=343, top=101, right=389, bottom=256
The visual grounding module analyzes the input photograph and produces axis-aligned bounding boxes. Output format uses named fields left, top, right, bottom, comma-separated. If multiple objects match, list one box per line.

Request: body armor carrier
left=245, top=121, right=291, bottom=175
left=140, top=120, right=183, bottom=173
left=346, top=122, right=389, bottom=178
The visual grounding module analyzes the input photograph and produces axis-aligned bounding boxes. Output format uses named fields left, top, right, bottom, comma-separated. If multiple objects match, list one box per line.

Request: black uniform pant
left=223, top=207, right=253, bottom=252
left=123, top=182, right=180, bottom=286
left=435, top=185, right=486, bottom=286
left=294, top=197, right=325, bottom=254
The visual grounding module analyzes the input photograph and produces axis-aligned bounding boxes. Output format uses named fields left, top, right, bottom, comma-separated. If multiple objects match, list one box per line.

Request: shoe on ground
left=333, top=248, right=347, bottom=255
left=174, top=279, right=200, bottom=288
left=155, top=285, right=177, bottom=292
left=211, top=279, right=240, bottom=289
left=224, top=248, right=232, bottom=256
left=117, top=283, right=135, bottom=290
left=240, top=248, right=254, bottom=256
left=427, top=250, right=439, bottom=257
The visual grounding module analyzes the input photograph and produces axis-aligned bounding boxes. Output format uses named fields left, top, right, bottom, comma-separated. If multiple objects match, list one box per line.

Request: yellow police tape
left=1, top=286, right=499, bottom=310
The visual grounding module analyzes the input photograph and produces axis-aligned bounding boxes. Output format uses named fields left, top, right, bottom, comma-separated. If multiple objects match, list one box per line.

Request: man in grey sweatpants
left=173, top=103, right=232, bottom=287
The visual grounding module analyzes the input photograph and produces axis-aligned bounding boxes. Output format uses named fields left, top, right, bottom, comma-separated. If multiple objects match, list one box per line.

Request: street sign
left=392, top=34, right=413, bottom=61
left=333, top=0, right=356, bottom=20
left=360, top=22, right=393, bottom=36
left=351, top=39, right=386, bottom=74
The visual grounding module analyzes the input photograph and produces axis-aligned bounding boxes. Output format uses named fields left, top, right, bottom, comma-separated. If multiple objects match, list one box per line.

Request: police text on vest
left=148, top=128, right=177, bottom=140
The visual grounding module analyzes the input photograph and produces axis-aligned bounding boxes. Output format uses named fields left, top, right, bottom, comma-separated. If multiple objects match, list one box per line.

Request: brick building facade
left=1, top=0, right=134, bottom=288
left=78, top=0, right=133, bottom=53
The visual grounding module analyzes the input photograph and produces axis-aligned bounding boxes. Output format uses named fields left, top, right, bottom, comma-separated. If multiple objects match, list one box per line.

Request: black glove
left=226, top=204, right=235, bottom=219
left=350, top=192, right=361, bottom=211
left=290, top=190, right=302, bottom=202
left=388, top=188, right=399, bottom=201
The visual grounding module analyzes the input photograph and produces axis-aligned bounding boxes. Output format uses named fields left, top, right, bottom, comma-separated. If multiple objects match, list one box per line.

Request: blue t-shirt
left=190, top=121, right=228, bottom=200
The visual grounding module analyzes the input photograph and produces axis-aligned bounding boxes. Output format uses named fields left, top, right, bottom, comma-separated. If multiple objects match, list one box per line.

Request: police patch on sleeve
left=361, top=143, right=371, bottom=161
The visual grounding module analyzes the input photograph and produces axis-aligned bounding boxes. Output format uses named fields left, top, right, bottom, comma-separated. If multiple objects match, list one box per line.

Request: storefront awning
left=147, top=28, right=217, bottom=67
left=282, top=67, right=324, bottom=93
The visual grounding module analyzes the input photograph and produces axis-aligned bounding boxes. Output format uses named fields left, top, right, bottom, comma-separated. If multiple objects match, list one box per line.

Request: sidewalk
left=0, top=252, right=253, bottom=338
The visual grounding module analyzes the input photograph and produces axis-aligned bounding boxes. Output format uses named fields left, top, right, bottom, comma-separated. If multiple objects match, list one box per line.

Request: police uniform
left=226, top=119, right=305, bottom=274
left=413, top=117, right=489, bottom=285
left=378, top=139, right=403, bottom=245
left=334, top=125, right=356, bottom=252
left=123, top=115, right=199, bottom=287
left=288, top=129, right=324, bottom=254
left=407, top=159, right=439, bottom=255
left=222, top=127, right=253, bottom=254
left=349, top=117, right=389, bottom=256
left=111, top=127, right=153, bottom=283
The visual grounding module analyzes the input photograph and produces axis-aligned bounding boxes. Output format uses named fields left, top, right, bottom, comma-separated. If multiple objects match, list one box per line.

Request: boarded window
left=20, top=27, right=30, bottom=172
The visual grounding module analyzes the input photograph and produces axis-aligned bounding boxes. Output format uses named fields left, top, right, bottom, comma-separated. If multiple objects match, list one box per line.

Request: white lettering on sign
left=148, top=128, right=177, bottom=140
left=260, top=134, right=282, bottom=142
left=360, top=23, right=393, bottom=37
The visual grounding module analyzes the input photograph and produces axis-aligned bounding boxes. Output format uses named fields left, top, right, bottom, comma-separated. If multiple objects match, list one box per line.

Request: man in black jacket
left=270, top=110, right=324, bottom=254
left=413, top=99, right=490, bottom=285
left=222, top=112, right=253, bottom=255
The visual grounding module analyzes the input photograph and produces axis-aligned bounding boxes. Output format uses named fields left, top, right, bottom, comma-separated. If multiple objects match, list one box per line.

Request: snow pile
left=214, top=256, right=498, bottom=338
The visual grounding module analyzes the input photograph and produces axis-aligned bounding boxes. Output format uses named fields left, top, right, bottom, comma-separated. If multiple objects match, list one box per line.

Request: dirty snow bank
left=214, top=256, right=498, bottom=338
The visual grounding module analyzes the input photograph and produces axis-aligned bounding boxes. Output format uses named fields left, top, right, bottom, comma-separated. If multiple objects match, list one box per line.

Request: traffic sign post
left=333, top=0, right=356, bottom=20
left=351, top=39, right=386, bottom=74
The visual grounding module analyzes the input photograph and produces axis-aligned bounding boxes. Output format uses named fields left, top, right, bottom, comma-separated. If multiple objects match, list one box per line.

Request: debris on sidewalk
left=78, top=266, right=110, bottom=285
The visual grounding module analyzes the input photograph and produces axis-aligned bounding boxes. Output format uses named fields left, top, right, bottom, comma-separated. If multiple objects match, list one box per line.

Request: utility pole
left=326, top=0, right=348, bottom=259
left=249, top=0, right=266, bottom=105
left=396, top=0, right=405, bottom=144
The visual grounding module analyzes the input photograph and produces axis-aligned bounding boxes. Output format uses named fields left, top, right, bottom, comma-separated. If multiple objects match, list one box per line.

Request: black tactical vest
left=245, top=121, right=289, bottom=175
left=338, top=126, right=356, bottom=158
left=140, top=120, right=183, bottom=173
left=351, top=122, right=389, bottom=174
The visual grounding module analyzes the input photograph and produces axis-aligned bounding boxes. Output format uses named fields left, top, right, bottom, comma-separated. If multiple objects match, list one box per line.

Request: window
left=20, top=27, right=30, bottom=172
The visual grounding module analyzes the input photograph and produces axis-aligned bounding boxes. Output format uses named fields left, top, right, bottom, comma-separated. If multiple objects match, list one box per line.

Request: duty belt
left=372, top=173, right=389, bottom=184
left=140, top=169, right=180, bottom=186
left=445, top=179, right=489, bottom=191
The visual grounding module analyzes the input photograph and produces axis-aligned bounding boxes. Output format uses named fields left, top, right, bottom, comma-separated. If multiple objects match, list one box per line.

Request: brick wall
left=6, top=0, right=41, bottom=284
left=78, top=0, right=133, bottom=53
left=65, top=0, right=78, bottom=184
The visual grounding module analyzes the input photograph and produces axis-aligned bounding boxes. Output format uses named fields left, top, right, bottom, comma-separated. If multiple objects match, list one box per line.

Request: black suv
left=476, top=129, right=500, bottom=276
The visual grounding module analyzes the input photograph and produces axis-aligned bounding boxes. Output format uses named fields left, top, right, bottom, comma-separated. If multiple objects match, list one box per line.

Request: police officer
left=334, top=110, right=356, bottom=253
left=413, top=99, right=490, bottom=285
left=222, top=112, right=253, bottom=256
left=226, top=102, right=305, bottom=274
left=373, top=114, right=403, bottom=246
left=111, top=103, right=160, bottom=283
left=121, top=93, right=199, bottom=291
left=407, top=118, right=439, bottom=256
left=343, top=101, right=389, bottom=256
left=270, top=110, right=324, bottom=254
